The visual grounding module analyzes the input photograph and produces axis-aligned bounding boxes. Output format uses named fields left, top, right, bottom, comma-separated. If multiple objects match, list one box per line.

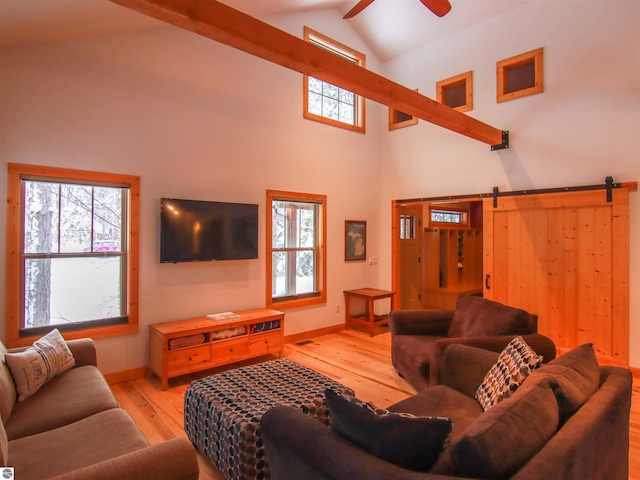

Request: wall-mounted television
left=160, top=198, right=258, bottom=263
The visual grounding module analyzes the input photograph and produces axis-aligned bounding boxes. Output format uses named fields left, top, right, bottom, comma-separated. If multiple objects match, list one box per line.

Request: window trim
left=436, top=71, right=473, bottom=112
left=389, top=89, right=419, bottom=131
left=266, top=189, right=327, bottom=310
left=303, top=27, right=366, bottom=133
left=5, top=163, right=140, bottom=347
left=496, top=47, right=544, bottom=103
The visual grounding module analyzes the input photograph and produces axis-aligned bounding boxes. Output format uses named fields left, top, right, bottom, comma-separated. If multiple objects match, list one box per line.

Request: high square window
left=389, top=89, right=419, bottom=130
left=436, top=71, right=473, bottom=112
left=496, top=48, right=544, bottom=103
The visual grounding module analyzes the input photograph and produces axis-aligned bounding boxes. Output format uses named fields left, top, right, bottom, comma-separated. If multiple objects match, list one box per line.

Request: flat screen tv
left=160, top=198, right=258, bottom=263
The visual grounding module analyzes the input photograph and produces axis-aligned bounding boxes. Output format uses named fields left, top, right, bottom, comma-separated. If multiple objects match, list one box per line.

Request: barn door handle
left=485, top=274, right=491, bottom=290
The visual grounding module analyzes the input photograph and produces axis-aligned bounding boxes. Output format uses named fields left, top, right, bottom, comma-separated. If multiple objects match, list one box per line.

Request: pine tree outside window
left=5, top=164, right=139, bottom=346
left=266, top=190, right=326, bottom=310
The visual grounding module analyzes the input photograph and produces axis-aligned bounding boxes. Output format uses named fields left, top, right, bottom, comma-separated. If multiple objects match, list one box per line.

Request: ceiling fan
left=343, top=0, right=452, bottom=19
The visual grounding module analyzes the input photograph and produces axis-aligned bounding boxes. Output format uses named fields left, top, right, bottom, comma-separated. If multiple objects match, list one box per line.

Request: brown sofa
left=261, top=342, right=632, bottom=480
left=0, top=337, right=199, bottom=480
left=389, top=295, right=557, bottom=391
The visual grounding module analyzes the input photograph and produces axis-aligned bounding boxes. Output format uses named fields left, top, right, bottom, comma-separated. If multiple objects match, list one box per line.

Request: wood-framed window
left=266, top=190, right=326, bottom=310
left=436, top=71, right=473, bottom=112
left=496, top=47, right=544, bottom=103
left=400, top=214, right=417, bottom=240
left=303, top=27, right=366, bottom=133
left=5, top=163, right=140, bottom=347
left=389, top=89, right=419, bottom=130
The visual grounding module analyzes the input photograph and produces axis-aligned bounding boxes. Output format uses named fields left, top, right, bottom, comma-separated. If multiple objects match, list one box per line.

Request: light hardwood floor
left=110, top=329, right=640, bottom=480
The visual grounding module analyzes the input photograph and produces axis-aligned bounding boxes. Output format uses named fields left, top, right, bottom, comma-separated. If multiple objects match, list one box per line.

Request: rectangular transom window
left=266, top=190, right=326, bottom=310
left=303, top=27, right=366, bottom=133
left=430, top=209, right=465, bottom=225
left=6, top=164, right=140, bottom=346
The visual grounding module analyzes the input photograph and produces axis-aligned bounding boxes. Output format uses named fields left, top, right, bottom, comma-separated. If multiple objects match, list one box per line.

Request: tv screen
left=160, top=198, right=258, bottom=263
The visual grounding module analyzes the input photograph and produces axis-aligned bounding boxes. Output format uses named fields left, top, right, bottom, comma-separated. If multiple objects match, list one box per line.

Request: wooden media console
left=149, top=307, right=284, bottom=390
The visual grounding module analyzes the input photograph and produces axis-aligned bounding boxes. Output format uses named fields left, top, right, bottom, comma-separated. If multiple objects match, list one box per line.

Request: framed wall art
left=345, top=220, right=366, bottom=261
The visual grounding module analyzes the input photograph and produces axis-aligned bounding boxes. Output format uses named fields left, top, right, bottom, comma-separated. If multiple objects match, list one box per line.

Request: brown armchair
left=388, top=295, right=556, bottom=392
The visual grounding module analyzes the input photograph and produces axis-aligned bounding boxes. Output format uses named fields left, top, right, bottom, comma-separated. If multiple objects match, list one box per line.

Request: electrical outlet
left=335, top=303, right=340, bottom=313
left=368, top=256, right=378, bottom=265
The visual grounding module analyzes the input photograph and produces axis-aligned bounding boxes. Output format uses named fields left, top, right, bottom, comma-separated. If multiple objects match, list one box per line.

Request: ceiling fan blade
left=343, top=0, right=376, bottom=19
left=419, top=0, right=452, bottom=17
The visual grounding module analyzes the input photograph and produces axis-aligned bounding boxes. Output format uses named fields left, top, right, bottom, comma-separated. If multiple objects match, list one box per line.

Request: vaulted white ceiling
left=0, top=0, right=532, bottom=61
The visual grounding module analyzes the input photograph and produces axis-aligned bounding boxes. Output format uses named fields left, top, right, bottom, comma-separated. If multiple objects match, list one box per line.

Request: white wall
left=0, top=9, right=388, bottom=374
left=1, top=1, right=639, bottom=373
left=380, top=1, right=640, bottom=365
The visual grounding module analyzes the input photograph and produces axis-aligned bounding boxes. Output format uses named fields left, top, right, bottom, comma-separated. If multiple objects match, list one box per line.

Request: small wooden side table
left=343, top=288, right=395, bottom=337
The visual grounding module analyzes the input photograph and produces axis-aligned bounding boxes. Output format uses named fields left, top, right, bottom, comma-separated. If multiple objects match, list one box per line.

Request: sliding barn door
left=483, top=188, right=631, bottom=365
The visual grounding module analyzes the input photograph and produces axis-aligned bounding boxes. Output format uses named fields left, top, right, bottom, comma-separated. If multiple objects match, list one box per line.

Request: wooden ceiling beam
left=107, top=0, right=506, bottom=147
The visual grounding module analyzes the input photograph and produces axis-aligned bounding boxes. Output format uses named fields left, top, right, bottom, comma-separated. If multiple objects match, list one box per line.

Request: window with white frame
left=5, top=164, right=139, bottom=345
left=303, top=27, right=365, bottom=133
left=267, top=190, right=326, bottom=309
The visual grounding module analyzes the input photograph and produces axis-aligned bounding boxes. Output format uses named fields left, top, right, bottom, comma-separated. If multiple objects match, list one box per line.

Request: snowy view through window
left=22, top=180, right=126, bottom=330
left=307, top=77, right=356, bottom=125
left=271, top=200, right=317, bottom=298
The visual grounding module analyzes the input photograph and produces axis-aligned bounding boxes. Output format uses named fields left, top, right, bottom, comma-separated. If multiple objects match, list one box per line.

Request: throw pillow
left=526, top=343, right=600, bottom=417
left=5, top=329, right=75, bottom=402
left=432, top=382, right=559, bottom=478
left=475, top=336, right=543, bottom=411
left=0, top=342, right=17, bottom=423
left=325, top=388, right=453, bottom=471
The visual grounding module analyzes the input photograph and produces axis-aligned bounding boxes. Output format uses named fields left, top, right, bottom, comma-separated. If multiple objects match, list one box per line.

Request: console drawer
left=167, top=345, right=210, bottom=375
left=248, top=331, right=281, bottom=355
left=212, top=337, right=249, bottom=363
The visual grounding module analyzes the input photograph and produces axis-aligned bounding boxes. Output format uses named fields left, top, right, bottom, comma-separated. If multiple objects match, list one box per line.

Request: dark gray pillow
left=325, top=389, right=453, bottom=471
left=432, top=382, right=559, bottom=478
left=526, top=343, right=600, bottom=416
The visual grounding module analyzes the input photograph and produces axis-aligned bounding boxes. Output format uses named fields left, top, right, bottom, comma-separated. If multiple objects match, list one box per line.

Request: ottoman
left=184, top=358, right=354, bottom=480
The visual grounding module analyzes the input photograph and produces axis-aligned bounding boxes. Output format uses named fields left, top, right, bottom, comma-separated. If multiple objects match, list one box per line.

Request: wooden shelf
left=149, top=308, right=284, bottom=389
left=424, top=228, right=483, bottom=309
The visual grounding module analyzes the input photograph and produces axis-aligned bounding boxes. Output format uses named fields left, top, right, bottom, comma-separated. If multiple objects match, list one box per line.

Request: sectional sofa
left=0, top=332, right=199, bottom=480
left=261, top=342, right=632, bottom=479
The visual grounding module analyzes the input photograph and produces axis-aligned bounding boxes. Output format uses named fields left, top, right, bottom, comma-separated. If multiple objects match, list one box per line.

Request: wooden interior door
left=399, top=207, right=423, bottom=309
left=483, top=187, right=632, bottom=365
left=423, top=228, right=440, bottom=306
